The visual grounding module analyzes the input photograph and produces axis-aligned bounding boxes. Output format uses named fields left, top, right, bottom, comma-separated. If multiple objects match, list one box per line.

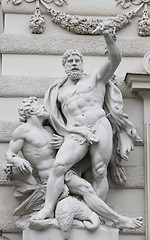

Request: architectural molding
left=22, top=226, right=119, bottom=240
left=125, top=72, right=150, bottom=240
left=0, top=34, right=150, bottom=57
left=125, top=73, right=150, bottom=98
left=0, top=120, right=144, bottom=143
left=0, top=75, right=139, bottom=98
left=146, top=122, right=150, bottom=240
left=0, top=164, right=144, bottom=188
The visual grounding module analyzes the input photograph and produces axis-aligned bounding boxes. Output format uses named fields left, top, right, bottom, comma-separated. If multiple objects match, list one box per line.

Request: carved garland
left=8, top=0, right=150, bottom=36
left=116, top=0, right=150, bottom=36
left=43, top=1, right=137, bottom=35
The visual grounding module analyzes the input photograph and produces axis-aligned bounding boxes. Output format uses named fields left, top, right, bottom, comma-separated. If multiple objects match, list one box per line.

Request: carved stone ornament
left=4, top=31, right=143, bottom=238
left=7, top=0, right=150, bottom=35
left=46, top=6, right=136, bottom=35
left=143, top=51, right=150, bottom=73
left=138, top=7, right=150, bottom=36
left=116, top=0, right=150, bottom=9
left=115, top=0, right=150, bottom=36
left=29, top=7, right=46, bottom=34
left=10, top=0, right=67, bottom=6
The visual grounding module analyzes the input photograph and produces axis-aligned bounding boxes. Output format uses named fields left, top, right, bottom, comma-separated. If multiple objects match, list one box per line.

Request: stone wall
left=0, top=2, right=3, bottom=73
left=0, top=1, right=149, bottom=239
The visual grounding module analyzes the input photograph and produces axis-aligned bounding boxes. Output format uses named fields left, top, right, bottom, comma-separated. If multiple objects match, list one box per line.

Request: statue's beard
left=65, top=68, right=83, bottom=80
left=34, top=109, right=49, bottom=119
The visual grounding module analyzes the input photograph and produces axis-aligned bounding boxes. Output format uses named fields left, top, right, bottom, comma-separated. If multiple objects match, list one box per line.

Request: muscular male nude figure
left=34, top=27, right=141, bottom=221
left=6, top=97, right=143, bottom=230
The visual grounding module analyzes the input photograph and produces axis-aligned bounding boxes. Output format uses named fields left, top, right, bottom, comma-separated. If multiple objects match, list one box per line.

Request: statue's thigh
left=56, top=137, right=88, bottom=167
left=90, top=118, right=113, bottom=166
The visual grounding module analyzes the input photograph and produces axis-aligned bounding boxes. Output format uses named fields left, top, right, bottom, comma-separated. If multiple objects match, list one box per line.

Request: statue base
left=22, top=225, right=119, bottom=240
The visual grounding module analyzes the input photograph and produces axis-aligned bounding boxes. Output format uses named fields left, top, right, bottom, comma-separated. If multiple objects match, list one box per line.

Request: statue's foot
left=116, top=216, right=143, bottom=230
left=30, top=207, right=54, bottom=221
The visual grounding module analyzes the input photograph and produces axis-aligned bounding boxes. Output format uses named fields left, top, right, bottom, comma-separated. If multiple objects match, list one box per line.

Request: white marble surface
left=23, top=226, right=119, bottom=240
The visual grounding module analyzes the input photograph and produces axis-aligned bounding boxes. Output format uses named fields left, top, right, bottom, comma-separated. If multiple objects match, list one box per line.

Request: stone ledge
left=0, top=74, right=138, bottom=99
left=23, top=225, right=119, bottom=240
left=0, top=120, right=144, bottom=143
left=0, top=207, right=19, bottom=232
left=116, top=79, right=139, bottom=99
left=0, top=164, right=144, bottom=189
left=0, top=74, right=54, bottom=98
left=0, top=120, right=20, bottom=142
left=108, top=166, right=144, bottom=189
left=125, top=73, right=150, bottom=99
left=0, top=33, right=149, bottom=57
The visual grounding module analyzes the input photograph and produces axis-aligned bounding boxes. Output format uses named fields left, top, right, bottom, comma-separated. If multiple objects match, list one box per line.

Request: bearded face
left=64, top=54, right=83, bottom=80
left=34, top=104, right=49, bottom=119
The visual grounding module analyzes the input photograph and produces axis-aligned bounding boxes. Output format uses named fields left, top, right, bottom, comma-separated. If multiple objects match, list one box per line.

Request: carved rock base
left=22, top=225, right=119, bottom=240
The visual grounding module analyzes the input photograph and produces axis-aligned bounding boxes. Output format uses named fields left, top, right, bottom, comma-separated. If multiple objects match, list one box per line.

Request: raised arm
left=6, top=127, right=32, bottom=175
left=93, top=24, right=122, bottom=84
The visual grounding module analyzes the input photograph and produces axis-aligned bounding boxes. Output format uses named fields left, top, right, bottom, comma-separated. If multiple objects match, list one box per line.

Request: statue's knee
left=53, top=162, right=66, bottom=177
left=93, top=163, right=107, bottom=179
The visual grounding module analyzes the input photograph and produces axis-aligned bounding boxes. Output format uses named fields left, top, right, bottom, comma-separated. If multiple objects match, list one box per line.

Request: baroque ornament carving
left=29, top=7, right=46, bottom=33
left=115, top=0, right=150, bottom=36
left=8, top=0, right=149, bottom=35
left=10, top=0, right=67, bottom=6
left=45, top=5, right=136, bottom=35
left=9, top=0, right=67, bottom=33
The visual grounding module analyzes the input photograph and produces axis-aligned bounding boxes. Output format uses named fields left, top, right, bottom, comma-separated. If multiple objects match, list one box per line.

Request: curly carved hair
left=18, top=97, right=38, bottom=122
left=62, top=49, right=83, bottom=66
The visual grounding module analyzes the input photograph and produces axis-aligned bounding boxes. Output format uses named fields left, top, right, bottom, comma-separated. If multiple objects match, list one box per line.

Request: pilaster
left=125, top=73, right=150, bottom=240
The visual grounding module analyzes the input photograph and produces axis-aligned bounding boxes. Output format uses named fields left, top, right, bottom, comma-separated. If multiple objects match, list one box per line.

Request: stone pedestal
left=22, top=225, right=119, bottom=240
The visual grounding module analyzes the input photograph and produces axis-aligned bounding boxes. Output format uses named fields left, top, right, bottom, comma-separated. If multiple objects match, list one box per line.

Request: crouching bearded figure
left=31, top=26, right=142, bottom=223
left=5, top=97, right=143, bottom=238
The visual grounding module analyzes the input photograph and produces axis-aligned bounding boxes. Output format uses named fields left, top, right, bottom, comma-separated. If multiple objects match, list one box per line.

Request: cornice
left=125, top=73, right=150, bottom=98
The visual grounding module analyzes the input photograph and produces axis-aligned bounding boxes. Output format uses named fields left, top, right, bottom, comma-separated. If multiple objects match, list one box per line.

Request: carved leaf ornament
left=116, top=0, right=150, bottom=35
left=9, top=0, right=150, bottom=36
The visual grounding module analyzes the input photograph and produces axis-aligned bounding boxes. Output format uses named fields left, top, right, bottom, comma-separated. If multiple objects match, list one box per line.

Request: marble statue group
left=5, top=24, right=143, bottom=239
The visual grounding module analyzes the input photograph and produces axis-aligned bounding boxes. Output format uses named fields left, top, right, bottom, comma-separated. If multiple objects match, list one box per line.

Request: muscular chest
left=24, top=128, right=52, bottom=147
left=58, top=78, right=96, bottom=104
